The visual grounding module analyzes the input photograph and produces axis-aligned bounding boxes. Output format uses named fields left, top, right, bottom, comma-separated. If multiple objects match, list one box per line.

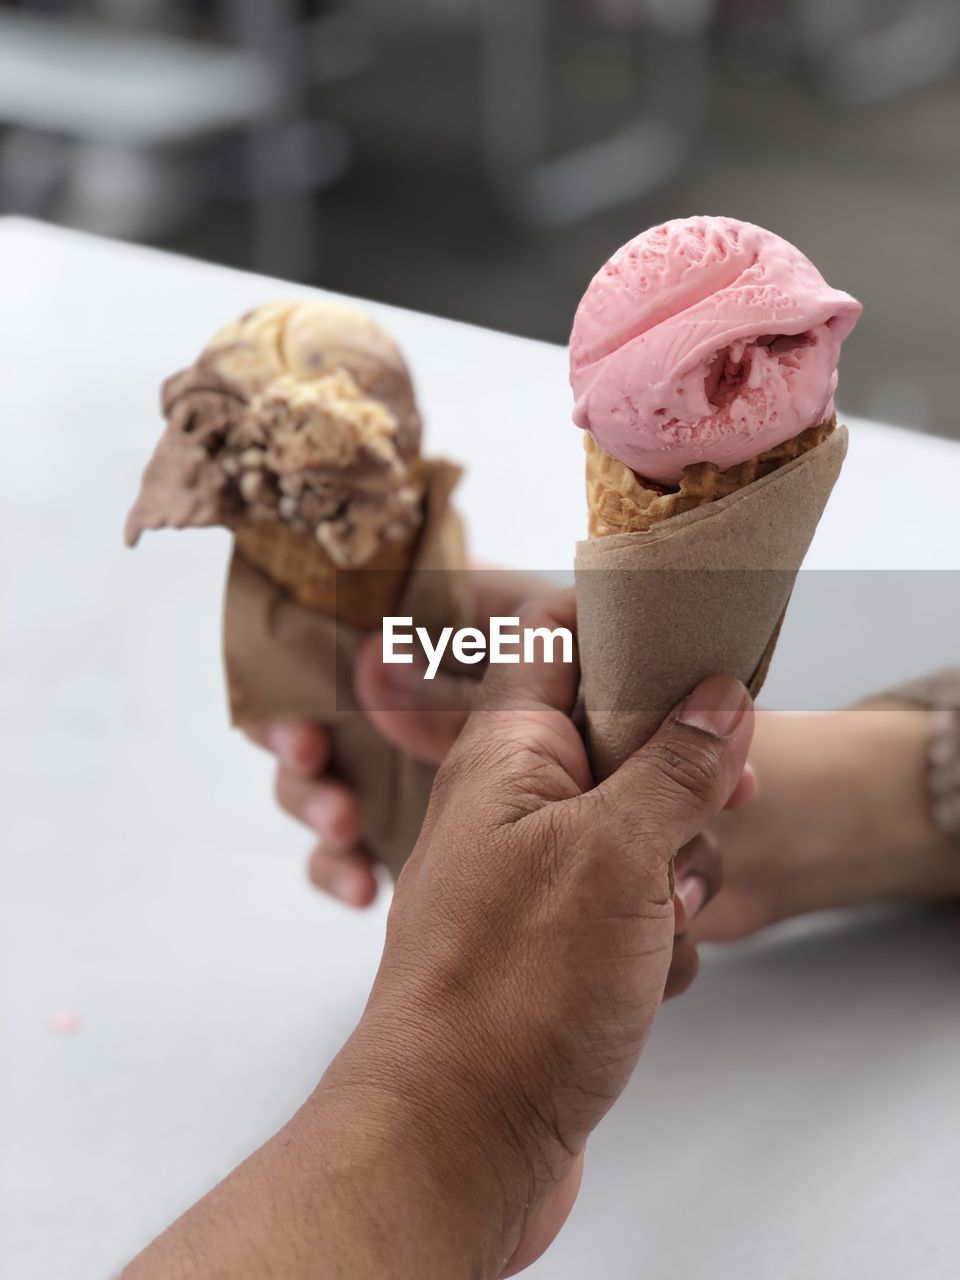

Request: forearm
left=124, top=1073, right=513, bottom=1280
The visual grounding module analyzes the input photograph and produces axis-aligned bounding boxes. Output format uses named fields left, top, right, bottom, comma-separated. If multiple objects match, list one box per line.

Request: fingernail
left=304, top=795, right=335, bottom=835
left=307, top=794, right=360, bottom=843
left=266, top=723, right=300, bottom=769
left=677, top=676, right=749, bottom=738
left=332, top=869, right=366, bottom=908
left=676, top=875, right=707, bottom=922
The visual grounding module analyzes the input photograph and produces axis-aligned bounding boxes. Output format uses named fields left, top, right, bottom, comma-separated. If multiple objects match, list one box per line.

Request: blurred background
left=1, top=0, right=958, bottom=439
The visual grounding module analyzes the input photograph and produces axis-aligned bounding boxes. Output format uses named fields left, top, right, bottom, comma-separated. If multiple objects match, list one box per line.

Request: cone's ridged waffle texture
left=235, top=519, right=419, bottom=632
left=585, top=416, right=837, bottom=538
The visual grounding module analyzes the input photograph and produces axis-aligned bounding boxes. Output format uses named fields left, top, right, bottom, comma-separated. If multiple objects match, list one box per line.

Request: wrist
left=729, top=710, right=960, bottom=930
left=124, top=1040, right=526, bottom=1280
left=314, top=1027, right=536, bottom=1279
left=792, top=709, right=959, bottom=906
left=840, top=709, right=959, bottom=895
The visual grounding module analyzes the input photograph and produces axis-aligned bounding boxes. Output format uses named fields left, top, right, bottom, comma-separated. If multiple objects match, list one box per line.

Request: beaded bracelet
left=928, top=709, right=960, bottom=845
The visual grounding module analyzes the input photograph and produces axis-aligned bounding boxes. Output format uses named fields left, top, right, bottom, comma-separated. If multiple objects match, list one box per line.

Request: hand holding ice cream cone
left=126, top=299, right=469, bottom=878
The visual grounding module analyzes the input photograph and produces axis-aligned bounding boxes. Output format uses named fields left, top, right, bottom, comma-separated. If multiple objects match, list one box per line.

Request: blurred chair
left=478, top=0, right=960, bottom=228
left=0, top=3, right=368, bottom=275
left=793, top=0, right=960, bottom=102
left=479, top=0, right=714, bottom=227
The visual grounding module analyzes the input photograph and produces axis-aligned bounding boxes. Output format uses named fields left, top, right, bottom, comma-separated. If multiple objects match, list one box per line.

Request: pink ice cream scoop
left=569, top=216, right=862, bottom=484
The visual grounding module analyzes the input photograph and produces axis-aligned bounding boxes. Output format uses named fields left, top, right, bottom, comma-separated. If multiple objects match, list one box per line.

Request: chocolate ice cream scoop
left=124, top=300, right=424, bottom=566
left=197, top=299, right=422, bottom=458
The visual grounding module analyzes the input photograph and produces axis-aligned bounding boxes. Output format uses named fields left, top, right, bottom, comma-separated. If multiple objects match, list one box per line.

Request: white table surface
left=2, top=216, right=959, bottom=1279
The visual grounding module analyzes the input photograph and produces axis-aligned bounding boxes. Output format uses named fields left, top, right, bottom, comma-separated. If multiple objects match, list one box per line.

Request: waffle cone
left=585, top=416, right=837, bottom=538
left=234, top=520, right=419, bottom=631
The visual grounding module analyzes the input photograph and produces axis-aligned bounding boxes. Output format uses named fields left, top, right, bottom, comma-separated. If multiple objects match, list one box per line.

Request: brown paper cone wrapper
left=575, top=427, right=848, bottom=781
left=224, top=460, right=469, bottom=878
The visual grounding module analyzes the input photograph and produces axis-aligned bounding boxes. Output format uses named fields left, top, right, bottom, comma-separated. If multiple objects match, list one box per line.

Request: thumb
left=591, top=675, right=754, bottom=863
left=354, top=632, right=479, bottom=765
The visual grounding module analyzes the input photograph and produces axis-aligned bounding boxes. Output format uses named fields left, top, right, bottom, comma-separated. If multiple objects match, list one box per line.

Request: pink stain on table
left=50, top=1011, right=82, bottom=1036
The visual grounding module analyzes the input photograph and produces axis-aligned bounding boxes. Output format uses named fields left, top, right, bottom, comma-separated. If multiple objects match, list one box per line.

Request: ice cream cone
left=585, top=416, right=837, bottom=539
left=128, top=300, right=467, bottom=882
left=234, top=517, right=420, bottom=632
left=568, top=218, right=860, bottom=782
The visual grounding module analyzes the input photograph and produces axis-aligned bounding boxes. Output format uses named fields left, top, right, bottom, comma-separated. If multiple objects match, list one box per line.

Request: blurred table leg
left=225, top=0, right=318, bottom=279
left=793, top=0, right=960, bottom=101
left=478, top=0, right=712, bottom=228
